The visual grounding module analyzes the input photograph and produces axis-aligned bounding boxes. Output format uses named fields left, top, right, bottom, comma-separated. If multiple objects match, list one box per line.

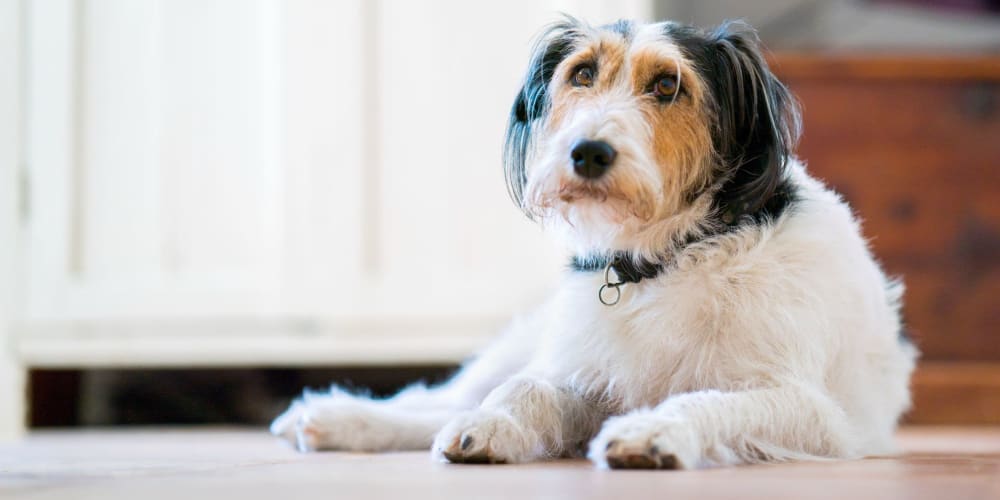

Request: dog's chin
left=529, top=183, right=656, bottom=250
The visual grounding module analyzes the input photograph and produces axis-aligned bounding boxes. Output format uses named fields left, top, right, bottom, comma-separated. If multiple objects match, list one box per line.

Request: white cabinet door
left=359, top=1, right=565, bottom=319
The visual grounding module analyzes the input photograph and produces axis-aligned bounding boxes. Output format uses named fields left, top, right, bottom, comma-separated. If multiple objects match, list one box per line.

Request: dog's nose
left=570, top=139, right=617, bottom=179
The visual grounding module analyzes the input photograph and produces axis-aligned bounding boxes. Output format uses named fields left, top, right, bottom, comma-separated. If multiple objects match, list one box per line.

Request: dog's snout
left=570, top=140, right=617, bottom=179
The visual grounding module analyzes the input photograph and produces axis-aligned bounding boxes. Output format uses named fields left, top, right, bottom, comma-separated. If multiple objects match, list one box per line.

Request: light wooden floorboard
left=2, top=427, right=999, bottom=499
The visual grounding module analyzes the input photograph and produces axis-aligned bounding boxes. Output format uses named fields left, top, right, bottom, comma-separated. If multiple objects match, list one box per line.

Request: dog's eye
left=571, top=65, right=595, bottom=87
left=651, top=75, right=679, bottom=100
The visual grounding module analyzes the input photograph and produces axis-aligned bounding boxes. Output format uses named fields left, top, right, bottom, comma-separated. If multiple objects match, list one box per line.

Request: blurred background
left=0, top=0, right=997, bottom=436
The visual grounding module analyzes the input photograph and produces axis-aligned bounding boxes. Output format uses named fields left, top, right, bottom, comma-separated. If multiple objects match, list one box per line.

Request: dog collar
left=570, top=253, right=663, bottom=306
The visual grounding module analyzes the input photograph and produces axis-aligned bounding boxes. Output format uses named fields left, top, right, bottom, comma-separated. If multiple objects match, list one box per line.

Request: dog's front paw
left=588, top=411, right=702, bottom=470
left=270, top=393, right=382, bottom=452
left=432, top=410, right=539, bottom=464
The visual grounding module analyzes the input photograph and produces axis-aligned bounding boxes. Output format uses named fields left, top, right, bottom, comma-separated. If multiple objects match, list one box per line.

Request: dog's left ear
left=703, top=21, right=801, bottom=223
left=504, top=19, right=582, bottom=214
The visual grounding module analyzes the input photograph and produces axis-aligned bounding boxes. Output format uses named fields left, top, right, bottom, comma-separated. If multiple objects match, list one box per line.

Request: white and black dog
left=271, top=18, right=917, bottom=469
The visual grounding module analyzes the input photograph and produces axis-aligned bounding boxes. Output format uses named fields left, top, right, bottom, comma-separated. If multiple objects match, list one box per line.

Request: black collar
left=569, top=252, right=663, bottom=284
left=568, top=179, right=799, bottom=291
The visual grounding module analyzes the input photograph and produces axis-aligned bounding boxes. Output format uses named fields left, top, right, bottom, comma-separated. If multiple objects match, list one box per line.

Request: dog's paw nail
left=461, top=434, right=474, bottom=451
left=607, top=452, right=658, bottom=469
left=657, top=453, right=679, bottom=470
left=606, top=454, right=626, bottom=469
left=442, top=450, right=463, bottom=463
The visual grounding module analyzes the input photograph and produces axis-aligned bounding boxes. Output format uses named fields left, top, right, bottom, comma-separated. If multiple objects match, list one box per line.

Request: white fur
left=271, top=20, right=917, bottom=469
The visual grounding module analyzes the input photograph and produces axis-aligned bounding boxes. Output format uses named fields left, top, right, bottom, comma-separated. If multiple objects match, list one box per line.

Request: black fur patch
left=665, top=21, right=801, bottom=226
left=504, top=20, right=584, bottom=212
left=745, top=177, right=798, bottom=225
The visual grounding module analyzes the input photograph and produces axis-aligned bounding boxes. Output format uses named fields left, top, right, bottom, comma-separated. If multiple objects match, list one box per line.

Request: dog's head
left=504, top=18, right=800, bottom=254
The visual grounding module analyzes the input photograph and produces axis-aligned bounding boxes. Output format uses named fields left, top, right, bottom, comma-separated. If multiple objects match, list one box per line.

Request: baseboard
left=16, top=319, right=499, bottom=368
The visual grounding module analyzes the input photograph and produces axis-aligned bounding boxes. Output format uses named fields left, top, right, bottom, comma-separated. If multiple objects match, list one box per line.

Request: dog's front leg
left=588, top=385, right=858, bottom=469
left=432, top=374, right=600, bottom=464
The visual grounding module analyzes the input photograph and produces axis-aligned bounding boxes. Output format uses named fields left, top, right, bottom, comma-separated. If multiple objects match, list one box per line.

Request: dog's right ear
left=702, top=21, right=801, bottom=224
left=504, top=19, right=582, bottom=214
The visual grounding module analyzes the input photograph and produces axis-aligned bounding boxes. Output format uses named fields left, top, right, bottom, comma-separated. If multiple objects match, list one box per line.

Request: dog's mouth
left=534, top=179, right=655, bottom=223
left=557, top=181, right=611, bottom=203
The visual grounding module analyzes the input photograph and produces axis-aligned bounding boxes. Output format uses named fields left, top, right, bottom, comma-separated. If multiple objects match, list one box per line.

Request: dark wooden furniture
left=771, top=53, right=1000, bottom=424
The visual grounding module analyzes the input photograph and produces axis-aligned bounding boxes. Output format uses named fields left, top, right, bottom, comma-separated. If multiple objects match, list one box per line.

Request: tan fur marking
left=546, top=34, right=627, bottom=132
left=628, top=49, right=715, bottom=216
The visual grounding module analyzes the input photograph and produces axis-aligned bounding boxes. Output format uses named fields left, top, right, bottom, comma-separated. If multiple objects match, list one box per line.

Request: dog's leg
left=270, top=392, right=457, bottom=452
left=432, top=374, right=603, bottom=464
left=271, top=316, right=538, bottom=452
left=270, top=364, right=510, bottom=453
left=588, top=385, right=858, bottom=469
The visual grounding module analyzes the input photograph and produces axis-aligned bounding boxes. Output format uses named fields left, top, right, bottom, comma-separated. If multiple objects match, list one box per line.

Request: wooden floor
left=2, top=427, right=999, bottom=500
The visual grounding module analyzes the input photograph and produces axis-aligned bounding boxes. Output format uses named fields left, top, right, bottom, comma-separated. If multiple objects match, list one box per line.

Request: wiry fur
left=272, top=18, right=917, bottom=470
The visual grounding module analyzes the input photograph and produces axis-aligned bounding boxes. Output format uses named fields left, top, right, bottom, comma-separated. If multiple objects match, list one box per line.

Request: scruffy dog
left=272, top=18, right=917, bottom=469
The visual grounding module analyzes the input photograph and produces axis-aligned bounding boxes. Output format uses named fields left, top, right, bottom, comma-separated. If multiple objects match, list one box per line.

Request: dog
left=271, top=17, right=918, bottom=469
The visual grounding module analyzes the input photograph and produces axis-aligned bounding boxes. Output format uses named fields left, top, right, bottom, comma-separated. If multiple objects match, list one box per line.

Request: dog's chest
left=540, top=271, right=730, bottom=409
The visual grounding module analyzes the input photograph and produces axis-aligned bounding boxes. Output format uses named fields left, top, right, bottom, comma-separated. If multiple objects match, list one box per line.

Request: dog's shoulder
left=672, top=160, right=872, bottom=282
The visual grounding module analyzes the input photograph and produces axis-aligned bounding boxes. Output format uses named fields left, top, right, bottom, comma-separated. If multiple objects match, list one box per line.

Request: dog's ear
left=504, top=19, right=582, bottom=213
left=702, top=21, right=801, bottom=223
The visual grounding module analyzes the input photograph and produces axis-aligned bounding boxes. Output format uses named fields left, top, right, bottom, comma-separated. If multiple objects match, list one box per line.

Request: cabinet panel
left=371, top=1, right=563, bottom=318
left=278, top=0, right=367, bottom=317
left=26, top=0, right=291, bottom=320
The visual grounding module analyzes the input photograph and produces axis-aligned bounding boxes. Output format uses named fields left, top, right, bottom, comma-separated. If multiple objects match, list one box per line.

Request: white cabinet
left=7, top=0, right=650, bottom=382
